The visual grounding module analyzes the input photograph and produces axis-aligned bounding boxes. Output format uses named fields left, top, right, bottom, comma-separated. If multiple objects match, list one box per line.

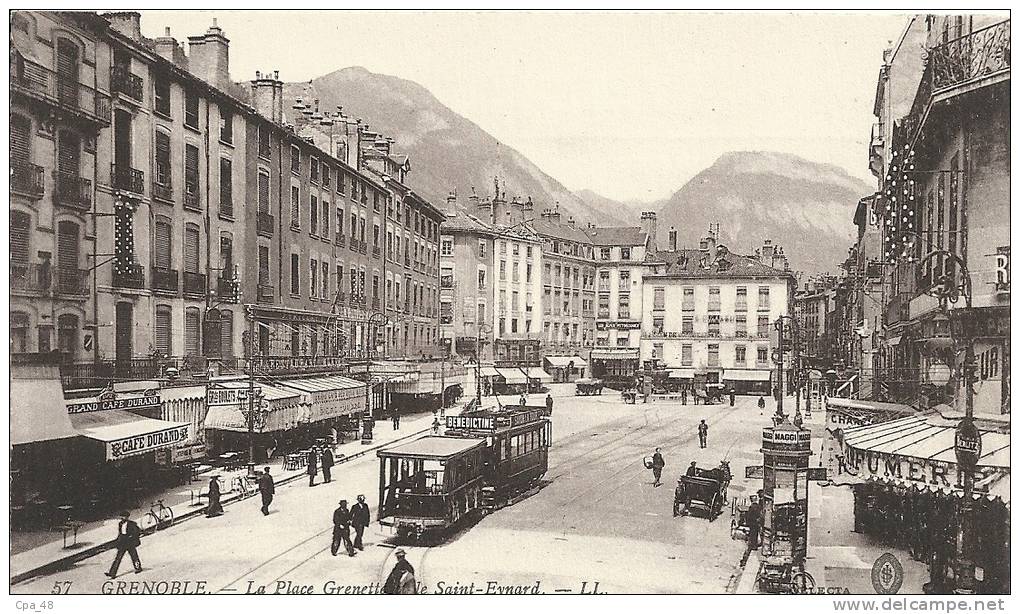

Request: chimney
left=566, top=215, right=575, bottom=228
left=761, top=239, right=775, bottom=260
left=491, top=188, right=508, bottom=226
left=543, top=205, right=561, bottom=224
left=374, top=137, right=390, bottom=156
left=188, top=19, right=230, bottom=90
left=640, top=211, right=658, bottom=251
left=446, top=191, right=457, bottom=208
left=701, top=230, right=717, bottom=261
left=668, top=226, right=678, bottom=251
left=251, top=69, right=284, bottom=124
left=154, top=27, right=188, bottom=68
left=105, top=12, right=142, bottom=41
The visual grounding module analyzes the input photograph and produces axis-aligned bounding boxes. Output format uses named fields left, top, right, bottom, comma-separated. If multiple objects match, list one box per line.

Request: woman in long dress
left=206, top=476, right=223, bottom=517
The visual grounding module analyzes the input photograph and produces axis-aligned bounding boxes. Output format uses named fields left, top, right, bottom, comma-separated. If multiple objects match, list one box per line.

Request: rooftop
left=587, top=226, right=646, bottom=247
left=646, top=248, right=793, bottom=279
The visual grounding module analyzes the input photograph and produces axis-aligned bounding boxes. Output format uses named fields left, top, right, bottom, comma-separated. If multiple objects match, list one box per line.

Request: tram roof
left=377, top=436, right=487, bottom=459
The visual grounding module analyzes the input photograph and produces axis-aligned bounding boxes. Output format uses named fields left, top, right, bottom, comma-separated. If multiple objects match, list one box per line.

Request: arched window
left=155, top=305, right=172, bottom=357
left=184, top=307, right=201, bottom=357
left=11, top=312, right=30, bottom=353
left=57, top=314, right=79, bottom=357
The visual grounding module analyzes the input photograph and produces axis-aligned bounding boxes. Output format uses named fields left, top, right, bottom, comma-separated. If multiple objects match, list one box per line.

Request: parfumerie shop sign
left=833, top=439, right=995, bottom=493
left=66, top=394, right=161, bottom=414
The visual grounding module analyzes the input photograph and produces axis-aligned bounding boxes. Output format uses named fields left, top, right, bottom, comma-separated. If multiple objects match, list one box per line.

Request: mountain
left=571, top=189, right=649, bottom=226
left=576, top=152, right=871, bottom=274
left=654, top=151, right=871, bottom=274
left=283, top=67, right=616, bottom=224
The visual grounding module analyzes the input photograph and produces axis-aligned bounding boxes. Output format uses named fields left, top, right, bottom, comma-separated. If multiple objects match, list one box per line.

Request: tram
left=376, top=404, right=551, bottom=539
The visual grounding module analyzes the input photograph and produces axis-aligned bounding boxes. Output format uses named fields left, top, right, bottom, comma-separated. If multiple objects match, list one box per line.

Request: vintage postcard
left=7, top=8, right=1011, bottom=607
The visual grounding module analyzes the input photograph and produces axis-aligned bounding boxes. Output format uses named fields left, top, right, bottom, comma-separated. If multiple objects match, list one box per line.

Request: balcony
left=56, top=268, right=89, bottom=296
left=930, top=20, right=1011, bottom=93
left=11, top=58, right=111, bottom=125
left=217, top=277, right=239, bottom=302
left=184, top=189, right=200, bottom=211
left=371, top=297, right=380, bottom=310
left=60, top=358, right=162, bottom=391
left=707, top=302, right=721, bottom=312
left=257, top=211, right=275, bottom=237
left=151, top=267, right=179, bottom=293
left=349, top=294, right=366, bottom=308
left=257, top=284, right=275, bottom=303
left=111, top=65, right=144, bottom=102
left=404, top=256, right=411, bottom=267
left=358, top=242, right=367, bottom=256
left=54, top=172, right=93, bottom=210
left=11, top=162, right=44, bottom=198
left=11, top=263, right=51, bottom=293
left=113, top=263, right=145, bottom=290
left=111, top=164, right=144, bottom=195
left=372, top=246, right=381, bottom=259
left=183, top=271, right=207, bottom=296
left=335, top=234, right=346, bottom=248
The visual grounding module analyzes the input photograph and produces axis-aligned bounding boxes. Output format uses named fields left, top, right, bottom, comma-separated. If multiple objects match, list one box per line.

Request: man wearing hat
left=351, top=495, right=371, bottom=551
left=673, top=479, right=685, bottom=517
left=383, top=548, right=417, bottom=594
left=105, top=510, right=142, bottom=578
left=331, top=499, right=356, bottom=557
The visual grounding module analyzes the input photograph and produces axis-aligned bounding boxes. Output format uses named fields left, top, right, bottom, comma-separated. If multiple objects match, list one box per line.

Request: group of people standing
left=306, top=444, right=336, bottom=487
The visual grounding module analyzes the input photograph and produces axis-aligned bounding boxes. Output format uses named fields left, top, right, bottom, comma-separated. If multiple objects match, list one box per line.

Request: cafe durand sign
left=109, top=425, right=191, bottom=461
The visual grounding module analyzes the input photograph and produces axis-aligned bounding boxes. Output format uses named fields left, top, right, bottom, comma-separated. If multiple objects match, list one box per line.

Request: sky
left=141, top=10, right=909, bottom=202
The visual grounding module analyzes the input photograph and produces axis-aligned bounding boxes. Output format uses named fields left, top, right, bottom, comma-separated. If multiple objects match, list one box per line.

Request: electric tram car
left=376, top=404, right=551, bottom=539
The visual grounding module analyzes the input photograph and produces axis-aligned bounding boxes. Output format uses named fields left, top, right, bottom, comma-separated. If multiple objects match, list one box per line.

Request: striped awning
left=479, top=366, right=501, bottom=378
left=496, top=368, right=528, bottom=384
left=526, top=367, right=553, bottom=382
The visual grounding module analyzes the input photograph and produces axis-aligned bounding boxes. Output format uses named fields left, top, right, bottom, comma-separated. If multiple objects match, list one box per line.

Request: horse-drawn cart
left=678, top=462, right=731, bottom=521
left=574, top=378, right=604, bottom=396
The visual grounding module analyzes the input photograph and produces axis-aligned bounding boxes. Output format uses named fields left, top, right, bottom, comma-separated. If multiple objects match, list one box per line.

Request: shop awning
left=885, top=336, right=902, bottom=346
left=11, top=377, right=79, bottom=445
left=276, top=375, right=366, bottom=422
left=838, top=413, right=1010, bottom=499
left=70, top=410, right=191, bottom=461
left=496, top=368, right=528, bottom=384
left=479, top=366, right=501, bottom=378
left=668, top=369, right=695, bottom=379
left=204, top=382, right=303, bottom=433
left=590, top=348, right=640, bottom=360
left=723, top=369, right=772, bottom=382
left=570, top=356, right=588, bottom=368
left=526, top=367, right=553, bottom=382
left=544, top=356, right=573, bottom=367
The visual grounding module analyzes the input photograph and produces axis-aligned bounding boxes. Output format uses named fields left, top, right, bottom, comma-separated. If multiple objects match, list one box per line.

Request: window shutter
left=155, top=307, right=172, bottom=356
left=11, top=115, right=30, bottom=164
left=219, top=157, right=232, bottom=215
left=58, top=131, right=80, bottom=175
left=10, top=212, right=31, bottom=264
left=155, top=131, right=171, bottom=185
left=258, top=172, right=270, bottom=213
left=220, top=311, right=234, bottom=359
left=154, top=219, right=172, bottom=270
left=57, top=221, right=80, bottom=273
left=184, top=308, right=200, bottom=356
left=184, top=224, right=200, bottom=273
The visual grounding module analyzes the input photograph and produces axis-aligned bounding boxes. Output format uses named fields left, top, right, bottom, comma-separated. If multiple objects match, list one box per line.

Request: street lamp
left=915, top=248, right=977, bottom=594
left=362, top=312, right=388, bottom=444
left=470, top=323, right=493, bottom=405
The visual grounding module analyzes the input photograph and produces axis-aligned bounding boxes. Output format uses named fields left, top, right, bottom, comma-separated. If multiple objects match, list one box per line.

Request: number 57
left=51, top=581, right=72, bottom=595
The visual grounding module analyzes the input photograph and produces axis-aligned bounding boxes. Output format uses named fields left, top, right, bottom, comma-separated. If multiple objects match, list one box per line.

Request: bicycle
left=231, top=475, right=253, bottom=499
left=139, top=499, right=174, bottom=532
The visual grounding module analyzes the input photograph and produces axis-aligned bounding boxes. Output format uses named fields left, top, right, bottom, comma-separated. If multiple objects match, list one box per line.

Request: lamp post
left=363, top=312, right=388, bottom=444
left=473, top=323, right=492, bottom=405
left=771, top=315, right=799, bottom=425
left=915, top=249, right=976, bottom=593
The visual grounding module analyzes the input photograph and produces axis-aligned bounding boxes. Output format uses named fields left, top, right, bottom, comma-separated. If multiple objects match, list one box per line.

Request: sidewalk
left=10, top=408, right=447, bottom=584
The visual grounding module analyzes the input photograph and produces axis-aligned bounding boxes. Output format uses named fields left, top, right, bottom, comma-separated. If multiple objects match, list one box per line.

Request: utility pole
left=246, top=312, right=256, bottom=475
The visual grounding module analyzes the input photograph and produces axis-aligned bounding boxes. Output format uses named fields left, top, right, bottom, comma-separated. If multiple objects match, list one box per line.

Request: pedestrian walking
left=729, top=389, right=736, bottom=406
left=698, top=419, right=708, bottom=448
left=391, top=412, right=399, bottom=431
left=545, top=393, right=554, bottom=415
left=519, top=393, right=527, bottom=407
left=321, top=446, right=335, bottom=483
left=650, top=447, right=665, bottom=487
left=331, top=499, right=356, bottom=557
left=758, top=396, right=766, bottom=415
left=673, top=479, right=684, bottom=517
left=206, top=475, right=224, bottom=517
left=431, top=416, right=441, bottom=434
left=746, top=496, right=762, bottom=549
left=105, top=510, right=142, bottom=578
left=351, top=494, right=371, bottom=551
left=307, top=448, right=319, bottom=487
left=383, top=549, right=417, bottom=594
left=681, top=389, right=688, bottom=406
left=258, top=467, right=275, bottom=515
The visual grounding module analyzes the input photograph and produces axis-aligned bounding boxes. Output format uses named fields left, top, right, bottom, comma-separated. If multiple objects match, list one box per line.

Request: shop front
left=589, top=348, right=640, bottom=390
left=202, top=381, right=303, bottom=459
left=830, top=413, right=1010, bottom=593
left=277, top=375, right=367, bottom=447
left=544, top=355, right=588, bottom=383
left=722, top=368, right=772, bottom=395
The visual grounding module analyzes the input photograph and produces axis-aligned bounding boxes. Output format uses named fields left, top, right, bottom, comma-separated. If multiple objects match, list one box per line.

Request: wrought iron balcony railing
left=335, top=234, right=346, bottom=248
left=56, top=268, right=89, bottom=296
left=152, top=179, right=173, bottom=202
left=151, top=267, right=179, bottom=293
left=113, top=263, right=145, bottom=290
left=12, top=58, right=112, bottom=124
left=111, top=65, right=144, bottom=102
left=183, top=271, right=207, bottom=296
left=111, top=164, right=144, bottom=194
left=54, top=172, right=92, bottom=209
left=11, top=161, right=44, bottom=197
left=217, top=277, right=239, bottom=302
left=11, top=263, right=51, bottom=293
left=930, top=20, right=1011, bottom=92
left=257, top=211, right=275, bottom=236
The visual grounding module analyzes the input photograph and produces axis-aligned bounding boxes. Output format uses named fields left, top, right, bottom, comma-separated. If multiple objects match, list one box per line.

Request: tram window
left=424, top=470, right=444, bottom=494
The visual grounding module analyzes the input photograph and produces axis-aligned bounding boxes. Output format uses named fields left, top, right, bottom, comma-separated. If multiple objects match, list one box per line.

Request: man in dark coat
left=545, top=393, right=554, bottom=415
left=351, top=494, right=371, bottom=550
left=258, top=467, right=275, bottom=515
left=320, top=446, right=335, bottom=483
left=391, top=412, right=400, bottom=430
left=206, top=476, right=224, bottom=517
left=686, top=461, right=698, bottom=477
left=383, top=549, right=416, bottom=594
left=729, top=389, right=736, bottom=406
left=758, top=396, right=766, bottom=415
left=681, top=389, right=688, bottom=405
left=651, top=447, right=665, bottom=487
left=673, top=479, right=685, bottom=517
left=698, top=419, right=709, bottom=448
left=746, top=496, right=762, bottom=549
left=307, top=448, right=319, bottom=487
left=106, top=510, right=142, bottom=578
left=331, top=499, right=356, bottom=557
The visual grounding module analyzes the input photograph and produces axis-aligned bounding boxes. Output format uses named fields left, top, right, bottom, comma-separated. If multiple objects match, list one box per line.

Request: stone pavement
left=9, top=408, right=445, bottom=584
